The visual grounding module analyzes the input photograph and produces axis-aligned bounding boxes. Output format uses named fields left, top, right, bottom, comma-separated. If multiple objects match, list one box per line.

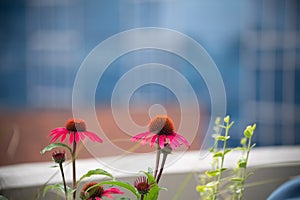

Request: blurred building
left=0, top=0, right=299, bottom=148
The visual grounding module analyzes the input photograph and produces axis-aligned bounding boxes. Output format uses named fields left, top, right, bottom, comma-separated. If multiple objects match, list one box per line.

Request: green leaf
left=205, top=170, right=220, bottom=177
left=224, top=149, right=232, bottom=155
left=238, top=161, right=247, bottom=168
left=240, top=137, right=247, bottom=145
left=95, top=181, right=140, bottom=199
left=119, top=198, right=131, bottom=200
left=219, top=168, right=227, bottom=172
left=251, top=143, right=256, bottom=149
left=78, top=168, right=114, bottom=184
left=206, top=181, right=218, bottom=187
left=142, top=171, right=160, bottom=200
left=224, top=116, right=230, bottom=123
left=40, top=143, right=72, bottom=155
left=213, top=151, right=223, bottom=158
left=231, top=178, right=243, bottom=182
left=215, top=135, right=230, bottom=141
left=43, top=184, right=73, bottom=197
left=196, top=185, right=206, bottom=193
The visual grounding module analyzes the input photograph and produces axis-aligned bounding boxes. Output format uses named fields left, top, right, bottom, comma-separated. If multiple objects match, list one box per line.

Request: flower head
left=131, top=115, right=190, bottom=149
left=52, top=150, right=65, bottom=164
left=134, top=176, right=152, bottom=195
left=80, top=182, right=123, bottom=200
left=49, top=118, right=103, bottom=144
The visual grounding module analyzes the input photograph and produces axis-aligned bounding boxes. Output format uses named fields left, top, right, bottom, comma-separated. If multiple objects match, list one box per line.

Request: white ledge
left=0, top=146, right=299, bottom=189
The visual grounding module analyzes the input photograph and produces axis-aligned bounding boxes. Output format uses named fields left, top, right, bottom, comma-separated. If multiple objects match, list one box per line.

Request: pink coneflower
left=131, top=115, right=190, bottom=149
left=49, top=118, right=103, bottom=144
left=80, top=182, right=123, bottom=200
left=134, top=176, right=152, bottom=195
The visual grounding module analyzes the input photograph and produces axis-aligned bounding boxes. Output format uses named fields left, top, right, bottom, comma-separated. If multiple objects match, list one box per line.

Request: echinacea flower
left=52, top=150, right=65, bottom=164
left=134, top=176, right=152, bottom=195
left=131, top=115, right=190, bottom=149
left=80, top=182, right=123, bottom=200
left=49, top=118, right=103, bottom=144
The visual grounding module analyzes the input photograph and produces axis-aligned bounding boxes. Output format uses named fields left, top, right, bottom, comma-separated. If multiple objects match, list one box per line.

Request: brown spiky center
left=134, top=177, right=151, bottom=195
left=148, top=116, right=174, bottom=136
left=80, top=182, right=104, bottom=199
left=66, top=118, right=86, bottom=132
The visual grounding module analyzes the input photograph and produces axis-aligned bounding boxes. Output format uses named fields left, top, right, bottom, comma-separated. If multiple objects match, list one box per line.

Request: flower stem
left=59, top=163, right=68, bottom=200
left=214, top=121, right=230, bottom=200
left=238, top=136, right=252, bottom=200
left=141, top=194, right=144, bottom=200
left=154, top=145, right=161, bottom=179
left=72, top=138, right=77, bottom=200
left=156, top=151, right=168, bottom=184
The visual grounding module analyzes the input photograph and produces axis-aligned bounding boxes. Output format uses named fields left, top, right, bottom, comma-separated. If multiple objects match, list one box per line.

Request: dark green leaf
left=40, top=143, right=72, bottom=155
left=78, top=168, right=114, bottom=184
left=220, top=168, right=227, bottom=172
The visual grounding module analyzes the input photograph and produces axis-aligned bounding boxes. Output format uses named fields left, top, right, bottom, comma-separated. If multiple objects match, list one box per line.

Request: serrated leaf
left=40, top=143, right=72, bottom=155
left=215, top=135, right=230, bottom=141
left=213, top=151, right=223, bottom=158
left=78, top=169, right=114, bottom=184
left=142, top=171, right=160, bottom=200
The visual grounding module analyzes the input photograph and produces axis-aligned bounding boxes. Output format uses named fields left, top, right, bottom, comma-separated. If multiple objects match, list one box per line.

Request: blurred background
left=0, top=0, right=299, bottom=166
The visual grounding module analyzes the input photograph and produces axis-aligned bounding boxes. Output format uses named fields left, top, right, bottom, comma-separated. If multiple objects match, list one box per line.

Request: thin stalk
left=59, top=163, right=68, bottom=200
left=72, top=136, right=77, bottom=200
left=156, top=152, right=168, bottom=184
left=238, top=136, right=252, bottom=200
left=154, top=145, right=161, bottom=179
left=141, top=194, right=144, bottom=200
left=214, top=122, right=230, bottom=200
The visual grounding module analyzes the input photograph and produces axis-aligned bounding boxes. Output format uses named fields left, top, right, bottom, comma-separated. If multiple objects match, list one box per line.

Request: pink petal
left=75, top=132, right=80, bottom=143
left=102, top=188, right=124, bottom=198
left=69, top=132, right=74, bottom=144
left=78, top=132, right=85, bottom=141
left=84, top=131, right=103, bottom=143
left=60, top=132, right=67, bottom=142
left=50, top=132, right=63, bottom=143
left=174, top=133, right=190, bottom=147
left=150, top=135, right=158, bottom=147
left=159, top=135, right=166, bottom=148
left=130, top=132, right=151, bottom=141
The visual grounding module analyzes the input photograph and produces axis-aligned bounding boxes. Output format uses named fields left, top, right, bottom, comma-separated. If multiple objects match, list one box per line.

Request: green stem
left=72, top=136, right=77, bottom=200
left=238, top=136, right=252, bottom=200
left=59, top=163, right=68, bottom=200
left=154, top=145, right=161, bottom=179
left=156, top=152, right=168, bottom=184
left=214, top=122, right=230, bottom=200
